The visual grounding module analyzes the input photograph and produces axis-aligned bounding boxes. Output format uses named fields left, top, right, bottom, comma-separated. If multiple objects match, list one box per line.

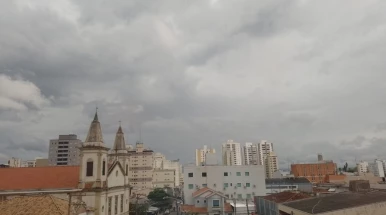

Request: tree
left=129, top=203, right=148, bottom=215
left=147, top=188, right=172, bottom=210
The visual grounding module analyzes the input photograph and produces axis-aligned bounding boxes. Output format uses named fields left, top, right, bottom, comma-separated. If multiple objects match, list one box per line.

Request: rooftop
left=0, top=195, right=72, bottom=215
left=266, top=177, right=311, bottom=184
left=181, top=203, right=233, bottom=213
left=0, top=166, right=79, bottom=192
left=262, top=191, right=311, bottom=203
left=283, top=190, right=386, bottom=214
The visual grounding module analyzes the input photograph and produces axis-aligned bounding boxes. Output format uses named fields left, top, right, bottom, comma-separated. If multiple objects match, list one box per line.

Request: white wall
left=183, top=165, right=266, bottom=205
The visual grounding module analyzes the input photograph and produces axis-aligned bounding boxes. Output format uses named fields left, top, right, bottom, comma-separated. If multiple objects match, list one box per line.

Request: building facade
left=368, top=159, right=385, bottom=177
left=242, top=142, right=258, bottom=165
left=291, top=161, right=337, bottom=184
left=7, top=157, right=22, bottom=167
left=195, top=145, right=216, bottom=166
left=257, top=140, right=274, bottom=166
left=265, top=152, right=279, bottom=179
left=153, top=169, right=175, bottom=188
left=48, top=134, right=82, bottom=166
left=183, top=165, right=265, bottom=204
left=222, top=140, right=242, bottom=166
left=128, top=142, right=154, bottom=195
left=357, top=161, right=369, bottom=174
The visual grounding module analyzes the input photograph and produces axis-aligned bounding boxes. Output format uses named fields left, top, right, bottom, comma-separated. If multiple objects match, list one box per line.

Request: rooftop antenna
left=139, top=124, right=142, bottom=143
left=119, top=120, right=121, bottom=127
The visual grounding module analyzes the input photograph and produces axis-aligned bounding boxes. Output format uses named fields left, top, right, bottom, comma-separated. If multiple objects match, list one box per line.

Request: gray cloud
left=1, top=0, right=386, bottom=168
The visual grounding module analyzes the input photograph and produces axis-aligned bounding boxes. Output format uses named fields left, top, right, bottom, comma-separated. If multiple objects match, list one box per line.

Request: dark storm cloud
left=1, top=0, right=386, bottom=167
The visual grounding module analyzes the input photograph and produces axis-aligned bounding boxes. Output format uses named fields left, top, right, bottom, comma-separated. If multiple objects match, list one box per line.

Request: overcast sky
left=2, top=0, right=386, bottom=167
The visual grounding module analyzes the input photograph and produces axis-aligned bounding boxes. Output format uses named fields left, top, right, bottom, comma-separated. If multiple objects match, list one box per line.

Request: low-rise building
left=368, top=159, right=385, bottom=177
left=291, top=161, right=337, bottom=184
left=181, top=187, right=233, bottom=215
left=7, top=157, right=22, bottom=168
left=265, top=178, right=313, bottom=194
left=183, top=165, right=265, bottom=204
left=280, top=190, right=386, bottom=215
left=356, top=161, right=368, bottom=173
left=255, top=191, right=311, bottom=215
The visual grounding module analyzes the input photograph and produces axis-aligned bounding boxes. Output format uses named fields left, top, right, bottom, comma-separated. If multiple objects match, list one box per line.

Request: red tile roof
left=0, top=166, right=79, bottom=191
left=192, top=187, right=210, bottom=197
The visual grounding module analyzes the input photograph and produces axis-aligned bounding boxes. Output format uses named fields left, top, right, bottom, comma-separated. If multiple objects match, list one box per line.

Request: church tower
left=78, top=111, right=109, bottom=189
left=110, top=124, right=130, bottom=184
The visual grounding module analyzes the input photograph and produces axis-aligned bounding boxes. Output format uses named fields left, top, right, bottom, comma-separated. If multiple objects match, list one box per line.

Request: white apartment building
left=368, top=159, right=385, bottom=177
left=153, top=169, right=175, bottom=188
left=8, top=157, right=22, bottom=167
left=152, top=152, right=181, bottom=187
left=357, top=161, right=369, bottom=173
left=153, top=152, right=165, bottom=169
left=258, top=140, right=274, bottom=166
left=222, top=140, right=242, bottom=166
left=243, top=142, right=258, bottom=165
left=265, top=152, right=279, bottom=178
left=183, top=165, right=266, bottom=204
left=195, top=145, right=216, bottom=166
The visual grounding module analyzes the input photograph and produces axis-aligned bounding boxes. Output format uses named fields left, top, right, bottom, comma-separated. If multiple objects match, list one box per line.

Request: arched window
left=102, top=160, right=106, bottom=176
left=126, top=164, right=128, bottom=176
left=86, top=159, right=93, bottom=176
left=116, top=170, right=118, bottom=177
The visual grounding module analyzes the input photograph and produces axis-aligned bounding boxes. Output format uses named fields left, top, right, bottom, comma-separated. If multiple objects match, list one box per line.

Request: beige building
left=152, top=152, right=181, bottom=187
left=265, top=151, right=279, bottom=178
left=222, top=140, right=242, bottom=166
left=258, top=140, right=274, bottom=166
left=153, top=169, right=175, bottom=188
left=128, top=142, right=154, bottom=195
left=7, top=157, right=22, bottom=167
left=35, top=158, right=49, bottom=167
left=195, top=145, right=216, bottom=166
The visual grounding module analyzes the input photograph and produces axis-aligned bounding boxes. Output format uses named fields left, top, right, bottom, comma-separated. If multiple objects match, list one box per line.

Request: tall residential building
left=8, top=157, right=22, bottom=167
left=265, top=152, right=279, bottom=178
left=357, top=161, right=369, bottom=173
left=318, top=153, right=323, bottom=162
left=195, top=145, right=216, bottom=166
left=153, top=152, right=166, bottom=169
left=48, top=134, right=82, bottom=166
left=257, top=140, right=274, bottom=166
left=222, top=140, right=242, bottom=166
left=368, top=159, right=385, bottom=177
left=291, top=161, right=337, bottom=184
left=152, top=152, right=181, bottom=187
left=153, top=169, right=175, bottom=188
left=243, top=142, right=258, bottom=165
left=127, top=142, right=154, bottom=195
left=183, top=164, right=266, bottom=204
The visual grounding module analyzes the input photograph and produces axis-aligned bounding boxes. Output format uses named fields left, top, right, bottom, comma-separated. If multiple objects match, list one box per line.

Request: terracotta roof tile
left=0, top=166, right=79, bottom=191
left=192, top=187, right=210, bottom=197
left=0, top=195, right=71, bottom=215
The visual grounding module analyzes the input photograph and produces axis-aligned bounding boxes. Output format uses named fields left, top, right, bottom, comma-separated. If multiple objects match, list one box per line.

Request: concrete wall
left=183, top=165, right=265, bottom=205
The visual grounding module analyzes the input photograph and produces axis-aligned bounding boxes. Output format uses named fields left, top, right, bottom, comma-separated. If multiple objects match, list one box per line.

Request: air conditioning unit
left=223, top=188, right=226, bottom=191
left=214, top=183, right=216, bottom=187
left=244, top=186, right=247, bottom=189
left=234, top=186, right=237, bottom=189
left=253, top=185, right=256, bottom=188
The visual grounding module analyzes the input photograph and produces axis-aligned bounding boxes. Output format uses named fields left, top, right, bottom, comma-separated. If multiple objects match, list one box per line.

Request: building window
left=224, top=172, right=228, bottom=176
left=246, top=183, right=251, bottom=187
left=237, top=194, right=242, bottom=199
left=212, top=200, right=220, bottom=207
left=197, top=200, right=200, bottom=203
left=102, top=161, right=106, bottom=176
left=188, top=173, right=193, bottom=177
left=86, top=161, right=93, bottom=176
left=202, top=172, right=207, bottom=177
left=236, top=172, right=241, bottom=176
left=116, top=170, right=118, bottom=177
left=202, top=184, right=207, bottom=187
left=108, top=197, right=112, bottom=215
left=120, top=194, right=124, bottom=212
left=224, top=183, right=228, bottom=188
left=237, top=183, right=241, bottom=187
left=188, top=184, right=194, bottom=189
left=114, top=195, right=118, bottom=214
left=245, top=172, right=250, bottom=176
left=247, top=194, right=251, bottom=199
left=126, top=165, right=128, bottom=176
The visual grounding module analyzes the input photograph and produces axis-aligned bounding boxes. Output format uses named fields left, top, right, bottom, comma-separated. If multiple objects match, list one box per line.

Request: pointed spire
left=113, top=123, right=126, bottom=151
left=84, top=109, right=104, bottom=144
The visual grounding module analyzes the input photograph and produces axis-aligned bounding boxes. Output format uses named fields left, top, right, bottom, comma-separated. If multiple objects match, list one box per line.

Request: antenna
left=139, top=124, right=142, bottom=143
left=119, top=120, right=121, bottom=127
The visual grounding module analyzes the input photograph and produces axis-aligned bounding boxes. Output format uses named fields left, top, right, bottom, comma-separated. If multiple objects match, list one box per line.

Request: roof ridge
left=49, top=195, right=64, bottom=215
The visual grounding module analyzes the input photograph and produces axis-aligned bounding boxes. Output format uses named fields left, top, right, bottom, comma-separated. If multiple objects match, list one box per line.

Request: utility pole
left=246, top=199, right=250, bottom=215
